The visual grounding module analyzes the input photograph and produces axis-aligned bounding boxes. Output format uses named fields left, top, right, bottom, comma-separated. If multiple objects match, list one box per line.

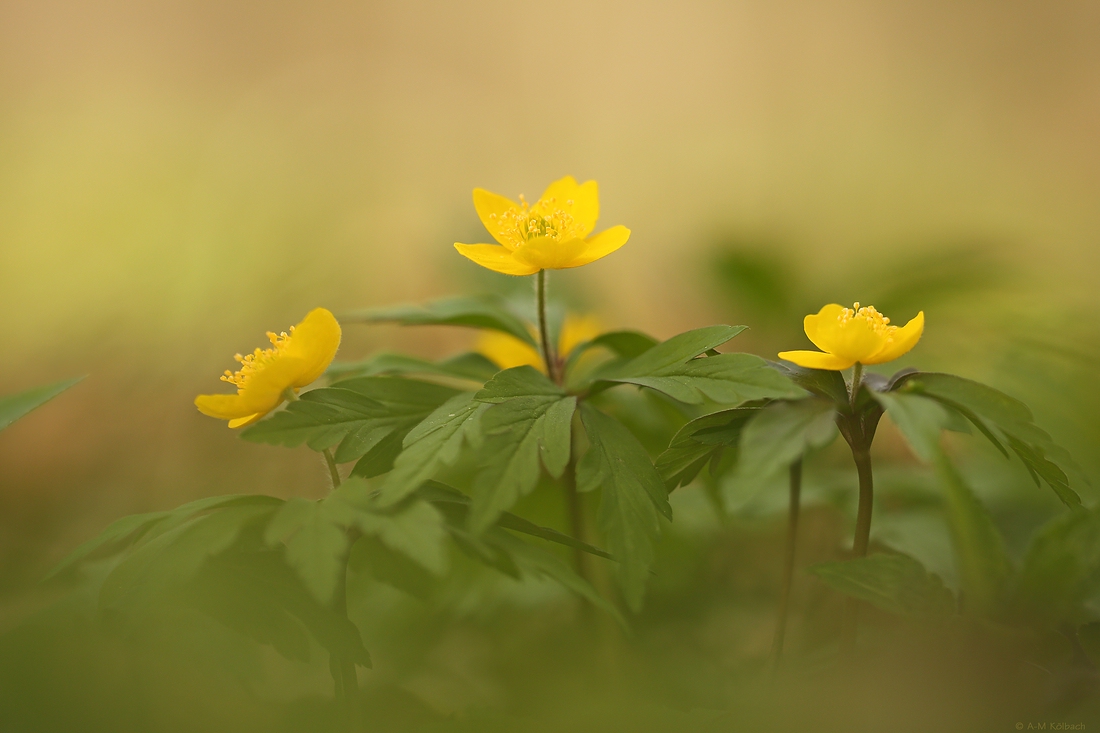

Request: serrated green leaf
left=902, top=372, right=1081, bottom=507
left=872, top=391, right=950, bottom=463
left=376, top=393, right=488, bottom=505
left=414, top=481, right=613, bottom=560
left=563, top=330, right=659, bottom=377
left=242, top=377, right=458, bottom=465
left=601, top=325, right=745, bottom=380
left=264, top=498, right=350, bottom=605
left=609, top=353, right=804, bottom=405
left=351, top=501, right=448, bottom=575
left=341, top=294, right=536, bottom=345
left=810, top=553, right=955, bottom=618
left=578, top=404, right=669, bottom=612
left=99, top=503, right=278, bottom=610
left=1013, top=508, right=1100, bottom=626
left=466, top=367, right=575, bottom=532
left=0, top=376, right=84, bottom=432
left=933, top=450, right=1012, bottom=617
left=44, top=510, right=171, bottom=581
left=737, top=398, right=838, bottom=481
left=485, top=528, right=627, bottom=628
left=656, top=406, right=762, bottom=489
left=349, top=417, right=421, bottom=478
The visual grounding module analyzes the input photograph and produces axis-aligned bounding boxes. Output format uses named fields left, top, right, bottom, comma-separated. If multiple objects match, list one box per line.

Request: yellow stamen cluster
left=221, top=327, right=294, bottom=391
left=489, top=194, right=583, bottom=247
left=839, top=302, right=892, bottom=332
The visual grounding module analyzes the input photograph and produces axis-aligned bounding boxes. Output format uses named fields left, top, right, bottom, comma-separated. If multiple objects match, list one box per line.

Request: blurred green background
left=2, top=1, right=1100, bottom=730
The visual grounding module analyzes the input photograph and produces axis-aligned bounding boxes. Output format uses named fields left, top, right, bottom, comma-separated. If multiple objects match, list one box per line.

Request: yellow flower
left=477, top=314, right=602, bottom=373
left=778, top=303, right=924, bottom=371
left=454, top=176, right=631, bottom=275
left=195, top=308, right=341, bottom=428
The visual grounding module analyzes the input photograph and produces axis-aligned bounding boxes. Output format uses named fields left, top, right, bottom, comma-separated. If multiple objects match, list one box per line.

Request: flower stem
left=536, top=269, right=560, bottom=384
left=849, top=362, right=864, bottom=413
left=841, top=445, right=875, bottom=651
left=323, top=448, right=342, bottom=490
left=771, top=459, right=803, bottom=669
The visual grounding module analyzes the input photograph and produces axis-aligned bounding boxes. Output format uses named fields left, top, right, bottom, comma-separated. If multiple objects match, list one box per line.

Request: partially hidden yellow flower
left=454, top=176, right=630, bottom=276
left=478, top=314, right=602, bottom=373
left=195, top=308, right=341, bottom=428
left=778, top=303, right=924, bottom=371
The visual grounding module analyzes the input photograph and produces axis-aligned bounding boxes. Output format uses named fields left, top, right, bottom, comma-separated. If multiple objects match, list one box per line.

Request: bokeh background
left=2, top=1, right=1100, bottom=730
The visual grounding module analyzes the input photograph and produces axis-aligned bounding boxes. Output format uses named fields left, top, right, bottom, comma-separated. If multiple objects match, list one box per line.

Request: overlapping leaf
left=328, top=352, right=499, bottom=385
left=595, top=326, right=803, bottom=405
left=466, top=367, right=576, bottom=532
left=736, top=398, right=838, bottom=481
left=656, top=406, right=763, bottom=489
left=898, top=372, right=1082, bottom=507
left=578, top=404, right=671, bottom=612
left=241, top=377, right=458, bottom=468
left=376, top=392, right=488, bottom=506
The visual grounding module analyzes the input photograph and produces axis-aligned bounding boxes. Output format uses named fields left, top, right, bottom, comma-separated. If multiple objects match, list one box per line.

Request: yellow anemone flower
left=778, top=303, right=924, bottom=371
left=195, top=308, right=341, bottom=428
left=454, top=176, right=630, bottom=275
left=477, top=314, right=602, bottom=373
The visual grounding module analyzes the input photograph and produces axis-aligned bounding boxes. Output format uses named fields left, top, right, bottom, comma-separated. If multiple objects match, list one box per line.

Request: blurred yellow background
left=2, top=0, right=1099, bottom=595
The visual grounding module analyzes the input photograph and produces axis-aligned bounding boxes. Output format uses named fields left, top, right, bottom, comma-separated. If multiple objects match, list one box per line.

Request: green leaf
left=768, top=361, right=849, bottom=405
left=347, top=498, right=448, bottom=576
left=578, top=404, right=670, bottom=612
left=810, top=553, right=955, bottom=618
left=99, top=502, right=279, bottom=610
left=0, top=376, right=84, bottom=432
left=563, top=330, right=660, bottom=377
left=48, top=494, right=283, bottom=581
left=1013, top=508, right=1100, bottom=626
left=264, top=498, right=350, bottom=605
left=328, top=351, right=499, bottom=384
left=600, top=325, right=746, bottom=380
left=605, top=352, right=805, bottom=405
left=932, top=451, right=1012, bottom=617
left=656, top=406, right=763, bottom=489
left=242, top=377, right=458, bottom=464
left=737, top=398, right=838, bottom=481
left=902, top=372, right=1082, bottom=507
left=485, top=528, right=627, bottom=628
left=871, top=391, right=950, bottom=462
left=188, top=549, right=371, bottom=668
left=376, top=393, right=488, bottom=505
left=348, top=417, right=421, bottom=478
left=466, top=367, right=576, bottom=532
left=414, top=481, right=613, bottom=560
left=341, top=294, right=536, bottom=346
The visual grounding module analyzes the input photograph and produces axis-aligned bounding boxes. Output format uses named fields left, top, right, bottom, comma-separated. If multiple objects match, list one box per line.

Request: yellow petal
left=473, top=188, right=521, bottom=249
left=228, top=414, right=263, bottom=429
left=777, top=350, right=857, bottom=371
left=558, top=314, right=602, bottom=357
left=539, top=176, right=599, bottom=237
left=863, top=311, right=925, bottom=365
left=803, top=304, right=885, bottom=362
left=195, top=393, right=255, bottom=420
left=568, top=226, right=630, bottom=268
left=512, top=237, right=589, bottom=270
left=454, top=243, right=541, bottom=276
left=478, top=330, right=543, bottom=371
left=285, top=307, right=342, bottom=387
left=238, top=356, right=307, bottom=415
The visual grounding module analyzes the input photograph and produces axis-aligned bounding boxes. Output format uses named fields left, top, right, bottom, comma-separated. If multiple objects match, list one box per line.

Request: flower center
left=221, top=328, right=294, bottom=391
left=490, top=194, right=584, bottom=247
left=839, top=302, right=896, bottom=339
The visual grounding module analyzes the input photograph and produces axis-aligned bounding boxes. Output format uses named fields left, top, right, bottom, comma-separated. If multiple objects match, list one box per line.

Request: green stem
left=771, top=459, right=802, bottom=667
left=562, top=452, right=589, bottom=581
left=535, top=269, right=560, bottom=384
left=841, top=446, right=875, bottom=651
left=323, top=448, right=342, bottom=490
left=849, top=362, right=863, bottom=413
